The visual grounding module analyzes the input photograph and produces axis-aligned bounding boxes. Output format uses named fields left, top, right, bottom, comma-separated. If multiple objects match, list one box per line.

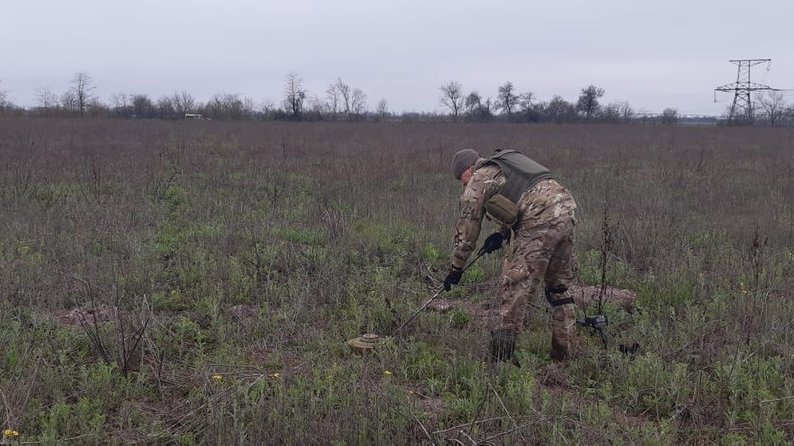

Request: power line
left=714, top=58, right=779, bottom=124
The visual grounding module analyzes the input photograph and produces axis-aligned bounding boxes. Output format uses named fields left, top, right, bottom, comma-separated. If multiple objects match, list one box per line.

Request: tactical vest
left=483, top=149, right=554, bottom=203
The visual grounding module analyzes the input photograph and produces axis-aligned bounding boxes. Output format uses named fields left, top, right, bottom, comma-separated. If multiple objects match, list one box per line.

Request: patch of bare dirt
left=57, top=305, right=118, bottom=326
left=226, top=304, right=259, bottom=320
left=534, top=361, right=573, bottom=392
left=569, top=285, right=637, bottom=311
left=427, top=298, right=493, bottom=327
left=428, top=298, right=489, bottom=317
left=410, top=389, right=445, bottom=414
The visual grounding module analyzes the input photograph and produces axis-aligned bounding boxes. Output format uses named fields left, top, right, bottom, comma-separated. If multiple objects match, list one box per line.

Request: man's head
left=451, top=149, right=480, bottom=184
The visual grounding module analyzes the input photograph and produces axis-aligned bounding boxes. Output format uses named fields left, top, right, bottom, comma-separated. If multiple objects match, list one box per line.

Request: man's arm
left=451, top=165, right=506, bottom=269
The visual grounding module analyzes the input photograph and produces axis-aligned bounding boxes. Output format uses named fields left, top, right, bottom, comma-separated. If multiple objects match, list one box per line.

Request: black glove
left=480, top=232, right=505, bottom=255
left=443, top=268, right=463, bottom=291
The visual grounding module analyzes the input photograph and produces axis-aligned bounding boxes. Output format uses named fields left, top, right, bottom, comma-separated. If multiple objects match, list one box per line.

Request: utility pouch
left=484, top=194, right=519, bottom=227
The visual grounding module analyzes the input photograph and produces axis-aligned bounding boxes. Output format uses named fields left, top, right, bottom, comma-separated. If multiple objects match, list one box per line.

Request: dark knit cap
left=451, top=149, right=480, bottom=179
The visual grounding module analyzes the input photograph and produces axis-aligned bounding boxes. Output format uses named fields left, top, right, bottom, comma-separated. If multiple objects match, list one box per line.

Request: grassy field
left=0, top=118, right=792, bottom=445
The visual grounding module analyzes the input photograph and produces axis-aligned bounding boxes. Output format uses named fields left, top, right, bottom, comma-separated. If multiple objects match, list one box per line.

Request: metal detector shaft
left=391, top=249, right=487, bottom=337
left=391, top=287, right=444, bottom=336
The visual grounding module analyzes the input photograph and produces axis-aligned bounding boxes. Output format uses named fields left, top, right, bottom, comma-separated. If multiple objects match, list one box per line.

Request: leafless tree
left=465, top=91, right=492, bottom=120
left=242, top=97, right=256, bottom=118
left=516, top=91, right=541, bottom=121
left=616, top=100, right=634, bottom=122
left=131, top=94, right=155, bottom=118
left=576, top=85, right=605, bottom=121
left=495, top=81, right=519, bottom=117
left=283, top=72, right=306, bottom=119
left=351, top=88, right=367, bottom=115
left=36, top=86, right=58, bottom=112
left=70, top=72, right=96, bottom=116
left=261, top=98, right=275, bottom=120
left=600, top=100, right=633, bottom=123
left=330, top=78, right=366, bottom=118
left=206, top=93, right=255, bottom=120
left=599, top=102, right=621, bottom=123
left=756, top=91, right=787, bottom=127
left=376, top=98, right=389, bottom=118
left=110, top=93, right=133, bottom=117
left=307, top=94, right=328, bottom=115
left=465, top=91, right=481, bottom=113
left=439, top=81, right=464, bottom=119
left=326, top=83, right=340, bottom=117
left=172, top=90, right=196, bottom=117
left=518, top=91, right=535, bottom=112
left=545, top=95, right=577, bottom=123
left=111, top=93, right=130, bottom=109
left=61, top=89, right=78, bottom=112
left=157, top=95, right=177, bottom=119
left=334, top=78, right=352, bottom=116
left=86, top=97, right=108, bottom=117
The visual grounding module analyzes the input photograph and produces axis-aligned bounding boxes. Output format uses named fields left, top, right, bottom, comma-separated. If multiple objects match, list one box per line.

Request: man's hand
left=480, top=232, right=505, bottom=255
left=443, top=268, right=463, bottom=291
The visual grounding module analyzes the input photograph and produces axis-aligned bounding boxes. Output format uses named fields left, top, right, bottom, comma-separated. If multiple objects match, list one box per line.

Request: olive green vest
left=483, top=150, right=554, bottom=203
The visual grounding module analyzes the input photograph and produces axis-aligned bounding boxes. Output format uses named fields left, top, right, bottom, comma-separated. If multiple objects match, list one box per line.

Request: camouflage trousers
left=495, top=185, right=577, bottom=359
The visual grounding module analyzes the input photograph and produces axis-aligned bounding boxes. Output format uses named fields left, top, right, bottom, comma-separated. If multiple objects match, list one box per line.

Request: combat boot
left=550, top=337, right=571, bottom=361
left=489, top=329, right=518, bottom=364
left=550, top=307, right=576, bottom=361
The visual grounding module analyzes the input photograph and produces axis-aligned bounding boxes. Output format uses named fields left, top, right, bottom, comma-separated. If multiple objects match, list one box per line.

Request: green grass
left=0, top=118, right=792, bottom=444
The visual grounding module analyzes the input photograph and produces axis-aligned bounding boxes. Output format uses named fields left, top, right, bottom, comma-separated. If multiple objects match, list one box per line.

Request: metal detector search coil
left=584, top=314, right=608, bottom=329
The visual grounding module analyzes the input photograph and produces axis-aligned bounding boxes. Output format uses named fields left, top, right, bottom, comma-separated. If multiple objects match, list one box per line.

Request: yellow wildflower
left=272, top=372, right=280, bottom=379
left=211, top=374, right=224, bottom=382
left=383, top=370, right=393, bottom=376
left=3, top=429, right=19, bottom=438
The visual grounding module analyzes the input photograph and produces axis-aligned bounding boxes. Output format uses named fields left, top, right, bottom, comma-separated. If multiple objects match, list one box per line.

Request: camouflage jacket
left=451, top=159, right=576, bottom=270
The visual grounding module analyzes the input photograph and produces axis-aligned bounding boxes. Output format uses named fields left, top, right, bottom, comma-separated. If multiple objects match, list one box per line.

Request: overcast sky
left=2, top=0, right=793, bottom=116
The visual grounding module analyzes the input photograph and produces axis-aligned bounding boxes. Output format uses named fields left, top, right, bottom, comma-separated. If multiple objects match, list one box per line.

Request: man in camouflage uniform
left=444, top=148, right=578, bottom=362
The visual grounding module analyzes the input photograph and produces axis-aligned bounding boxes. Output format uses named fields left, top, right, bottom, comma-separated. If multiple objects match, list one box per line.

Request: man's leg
left=492, top=232, right=551, bottom=362
left=544, top=217, right=577, bottom=361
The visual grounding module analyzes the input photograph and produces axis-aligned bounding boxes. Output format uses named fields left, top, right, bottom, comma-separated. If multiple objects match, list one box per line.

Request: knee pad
left=545, top=286, right=574, bottom=307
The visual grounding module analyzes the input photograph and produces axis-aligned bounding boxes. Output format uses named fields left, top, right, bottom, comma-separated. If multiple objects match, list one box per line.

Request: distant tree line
left=0, top=72, right=387, bottom=122
left=439, top=80, right=794, bottom=127
left=1, top=73, right=793, bottom=126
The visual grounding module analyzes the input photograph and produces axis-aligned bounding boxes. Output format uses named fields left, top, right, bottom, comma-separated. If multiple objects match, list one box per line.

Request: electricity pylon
left=714, top=59, right=778, bottom=124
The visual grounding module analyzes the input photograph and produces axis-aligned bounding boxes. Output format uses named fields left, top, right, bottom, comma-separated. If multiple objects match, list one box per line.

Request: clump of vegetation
left=0, top=118, right=791, bottom=444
